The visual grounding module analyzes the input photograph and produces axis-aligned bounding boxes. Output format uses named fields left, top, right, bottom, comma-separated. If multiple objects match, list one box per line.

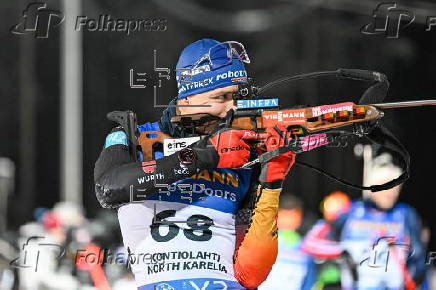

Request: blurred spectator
left=419, top=220, right=433, bottom=290
left=109, top=247, right=136, bottom=290
left=14, top=202, right=137, bottom=289
left=304, top=191, right=351, bottom=290
left=259, top=194, right=317, bottom=290
left=302, top=153, right=427, bottom=290
left=17, top=205, right=79, bottom=289
left=322, top=191, right=351, bottom=223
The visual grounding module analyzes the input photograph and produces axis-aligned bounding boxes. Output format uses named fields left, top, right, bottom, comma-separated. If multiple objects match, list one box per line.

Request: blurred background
left=0, top=0, right=435, bottom=289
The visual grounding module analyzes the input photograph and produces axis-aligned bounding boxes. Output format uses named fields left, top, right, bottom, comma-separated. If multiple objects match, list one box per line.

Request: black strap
left=302, top=124, right=409, bottom=192
left=257, top=68, right=388, bottom=97
left=230, top=68, right=406, bottom=192
left=258, top=126, right=410, bottom=192
left=364, top=124, right=410, bottom=191
left=258, top=145, right=303, bottom=163
left=255, top=68, right=408, bottom=192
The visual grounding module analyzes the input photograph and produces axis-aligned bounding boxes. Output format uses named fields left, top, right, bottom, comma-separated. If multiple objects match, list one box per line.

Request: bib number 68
left=150, top=210, right=214, bottom=242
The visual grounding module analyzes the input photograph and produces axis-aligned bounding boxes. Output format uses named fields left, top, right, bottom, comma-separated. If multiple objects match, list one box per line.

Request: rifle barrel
left=370, top=100, right=436, bottom=109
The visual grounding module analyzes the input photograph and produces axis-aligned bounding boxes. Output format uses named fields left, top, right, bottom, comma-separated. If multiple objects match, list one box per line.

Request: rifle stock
left=107, top=110, right=139, bottom=161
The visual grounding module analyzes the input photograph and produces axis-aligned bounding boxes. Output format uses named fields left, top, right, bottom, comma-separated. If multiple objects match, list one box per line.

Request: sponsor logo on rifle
left=237, top=98, right=279, bottom=109
left=263, top=110, right=305, bottom=120
left=311, top=102, right=353, bottom=117
left=262, top=109, right=306, bottom=126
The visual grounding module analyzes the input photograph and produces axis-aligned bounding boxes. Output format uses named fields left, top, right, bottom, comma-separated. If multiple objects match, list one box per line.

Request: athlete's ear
left=176, top=97, right=189, bottom=115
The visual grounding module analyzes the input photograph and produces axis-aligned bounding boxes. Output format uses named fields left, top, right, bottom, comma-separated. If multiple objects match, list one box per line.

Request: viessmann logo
left=262, top=109, right=306, bottom=127
left=263, top=111, right=305, bottom=121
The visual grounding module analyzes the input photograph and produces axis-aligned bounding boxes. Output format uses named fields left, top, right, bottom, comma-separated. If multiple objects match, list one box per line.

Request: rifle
left=106, top=110, right=173, bottom=162
left=105, top=69, right=436, bottom=192
left=107, top=110, right=140, bottom=161
left=168, top=69, right=436, bottom=192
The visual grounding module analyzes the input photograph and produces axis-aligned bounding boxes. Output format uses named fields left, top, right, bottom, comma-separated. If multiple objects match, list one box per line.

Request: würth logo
left=361, top=2, right=415, bottom=38
left=10, top=2, right=64, bottom=38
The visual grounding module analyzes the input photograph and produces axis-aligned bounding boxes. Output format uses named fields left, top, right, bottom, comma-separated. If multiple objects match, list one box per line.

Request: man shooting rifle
left=94, top=39, right=299, bottom=289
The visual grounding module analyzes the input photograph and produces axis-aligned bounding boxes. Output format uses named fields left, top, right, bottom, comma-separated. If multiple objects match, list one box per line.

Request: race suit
left=302, top=200, right=427, bottom=290
left=94, top=121, right=282, bottom=290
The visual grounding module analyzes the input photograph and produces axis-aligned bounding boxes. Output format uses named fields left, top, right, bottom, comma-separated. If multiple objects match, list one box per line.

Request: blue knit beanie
left=175, top=39, right=248, bottom=99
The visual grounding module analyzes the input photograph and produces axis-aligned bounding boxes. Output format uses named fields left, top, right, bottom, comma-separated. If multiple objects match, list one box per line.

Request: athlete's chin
left=377, top=201, right=395, bottom=210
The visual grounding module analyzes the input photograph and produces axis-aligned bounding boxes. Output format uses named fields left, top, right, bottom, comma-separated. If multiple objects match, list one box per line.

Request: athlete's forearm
left=94, top=144, right=216, bottom=209
left=233, top=186, right=281, bottom=289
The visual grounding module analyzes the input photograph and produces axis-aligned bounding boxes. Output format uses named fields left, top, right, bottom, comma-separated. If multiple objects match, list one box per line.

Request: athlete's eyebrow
left=211, top=87, right=237, bottom=97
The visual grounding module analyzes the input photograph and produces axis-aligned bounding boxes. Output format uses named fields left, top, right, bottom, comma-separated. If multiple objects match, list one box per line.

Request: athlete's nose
left=228, top=99, right=237, bottom=111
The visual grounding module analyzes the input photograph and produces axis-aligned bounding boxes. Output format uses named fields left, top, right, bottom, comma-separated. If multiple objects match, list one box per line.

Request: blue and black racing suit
left=302, top=200, right=427, bottom=290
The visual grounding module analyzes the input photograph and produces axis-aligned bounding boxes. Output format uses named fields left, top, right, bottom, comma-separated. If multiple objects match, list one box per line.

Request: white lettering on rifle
left=264, top=111, right=305, bottom=121
left=312, top=104, right=353, bottom=117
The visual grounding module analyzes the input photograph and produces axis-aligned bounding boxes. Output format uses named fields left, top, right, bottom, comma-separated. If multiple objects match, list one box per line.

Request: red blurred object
left=321, top=191, right=351, bottom=221
left=75, top=243, right=111, bottom=290
left=42, top=212, right=61, bottom=230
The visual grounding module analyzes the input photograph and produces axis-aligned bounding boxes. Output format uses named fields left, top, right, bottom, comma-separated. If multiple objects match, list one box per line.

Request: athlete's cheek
left=205, top=103, right=227, bottom=118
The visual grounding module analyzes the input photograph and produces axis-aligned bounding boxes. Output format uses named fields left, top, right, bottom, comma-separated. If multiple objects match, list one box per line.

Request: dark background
left=1, top=0, right=435, bottom=249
